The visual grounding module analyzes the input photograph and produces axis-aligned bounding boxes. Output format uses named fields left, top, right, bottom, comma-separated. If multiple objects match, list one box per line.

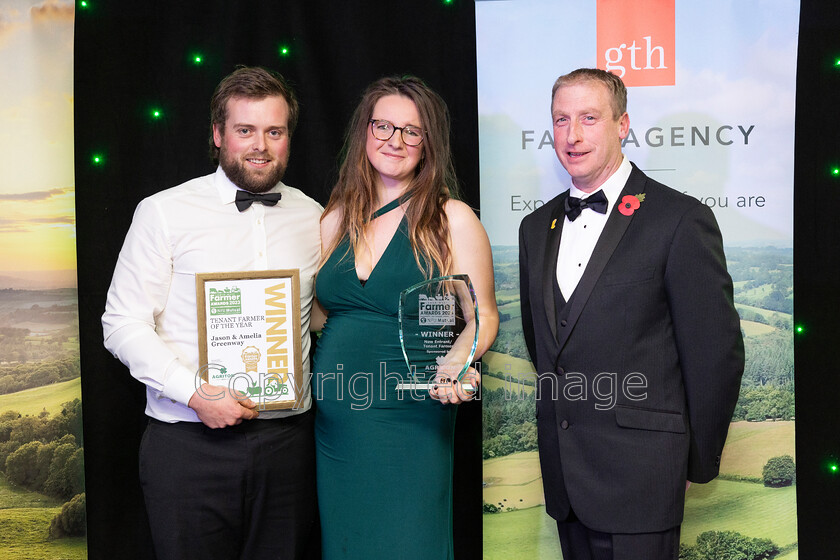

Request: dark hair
left=322, top=75, right=460, bottom=277
left=551, top=68, right=627, bottom=120
left=208, top=66, right=299, bottom=164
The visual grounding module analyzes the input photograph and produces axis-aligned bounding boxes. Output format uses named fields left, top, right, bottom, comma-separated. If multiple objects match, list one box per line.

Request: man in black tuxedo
left=518, top=68, right=744, bottom=560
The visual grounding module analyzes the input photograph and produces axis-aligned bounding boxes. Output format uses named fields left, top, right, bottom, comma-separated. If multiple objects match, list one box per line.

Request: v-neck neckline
left=354, top=198, right=405, bottom=287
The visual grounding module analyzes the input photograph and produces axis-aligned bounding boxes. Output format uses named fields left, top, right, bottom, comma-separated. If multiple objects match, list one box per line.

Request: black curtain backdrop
left=793, top=3, right=840, bottom=559
left=76, top=1, right=840, bottom=559
left=75, top=2, right=480, bottom=558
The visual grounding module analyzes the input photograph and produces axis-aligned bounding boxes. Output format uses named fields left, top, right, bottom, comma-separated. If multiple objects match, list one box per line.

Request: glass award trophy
left=397, top=274, right=479, bottom=391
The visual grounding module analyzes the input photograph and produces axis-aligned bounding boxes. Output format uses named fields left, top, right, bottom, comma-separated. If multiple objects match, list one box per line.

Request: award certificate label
left=196, top=270, right=303, bottom=410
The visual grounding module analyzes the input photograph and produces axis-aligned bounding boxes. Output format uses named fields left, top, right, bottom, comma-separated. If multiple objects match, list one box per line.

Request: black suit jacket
left=518, top=164, right=744, bottom=533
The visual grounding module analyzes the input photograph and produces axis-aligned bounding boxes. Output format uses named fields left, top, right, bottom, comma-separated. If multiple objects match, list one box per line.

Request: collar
left=213, top=165, right=285, bottom=206
left=567, top=155, right=632, bottom=212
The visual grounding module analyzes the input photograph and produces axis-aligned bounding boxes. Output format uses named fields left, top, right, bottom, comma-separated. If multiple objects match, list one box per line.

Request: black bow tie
left=235, top=190, right=282, bottom=212
left=564, top=190, right=608, bottom=222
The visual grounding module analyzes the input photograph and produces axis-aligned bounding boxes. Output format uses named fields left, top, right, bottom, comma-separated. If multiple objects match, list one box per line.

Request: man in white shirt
left=102, top=67, right=322, bottom=559
left=519, top=68, right=743, bottom=560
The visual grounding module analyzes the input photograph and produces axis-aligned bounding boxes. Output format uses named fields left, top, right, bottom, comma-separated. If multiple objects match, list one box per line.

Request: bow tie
left=235, top=190, right=282, bottom=212
left=564, top=190, right=608, bottom=222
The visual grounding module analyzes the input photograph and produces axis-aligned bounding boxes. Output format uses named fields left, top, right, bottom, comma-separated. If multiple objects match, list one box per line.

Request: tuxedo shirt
left=102, top=167, right=323, bottom=422
left=556, top=156, right=631, bottom=299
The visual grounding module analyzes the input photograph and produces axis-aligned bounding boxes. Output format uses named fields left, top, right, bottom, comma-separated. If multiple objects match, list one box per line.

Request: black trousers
left=556, top=509, right=680, bottom=560
left=139, top=410, right=318, bottom=560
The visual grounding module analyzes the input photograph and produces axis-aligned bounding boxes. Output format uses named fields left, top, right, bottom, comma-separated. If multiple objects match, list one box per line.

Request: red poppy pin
left=618, top=194, right=645, bottom=216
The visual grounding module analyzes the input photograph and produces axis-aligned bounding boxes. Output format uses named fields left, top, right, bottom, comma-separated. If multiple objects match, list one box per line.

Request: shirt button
left=557, top=367, right=565, bottom=376
left=560, top=320, right=568, bottom=327
left=560, top=420, right=569, bottom=430
left=259, top=252, right=264, bottom=257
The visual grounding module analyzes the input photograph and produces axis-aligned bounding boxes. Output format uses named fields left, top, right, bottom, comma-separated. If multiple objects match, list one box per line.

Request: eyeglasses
left=369, top=119, right=424, bottom=146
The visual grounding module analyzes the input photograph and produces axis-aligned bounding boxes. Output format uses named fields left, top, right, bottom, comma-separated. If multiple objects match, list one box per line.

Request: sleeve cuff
left=161, top=363, right=202, bottom=406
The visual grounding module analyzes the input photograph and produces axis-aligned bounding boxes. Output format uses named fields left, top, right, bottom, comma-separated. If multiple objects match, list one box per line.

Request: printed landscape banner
left=0, top=1, right=86, bottom=558
left=476, top=1, right=798, bottom=558
left=0, top=1, right=799, bottom=558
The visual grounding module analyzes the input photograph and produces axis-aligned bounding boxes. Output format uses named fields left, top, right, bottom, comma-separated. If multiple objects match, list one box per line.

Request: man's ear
left=618, top=112, right=630, bottom=140
left=213, top=124, right=223, bottom=148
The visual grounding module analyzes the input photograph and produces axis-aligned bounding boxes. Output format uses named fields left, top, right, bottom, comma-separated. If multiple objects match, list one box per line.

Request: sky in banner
left=0, top=0, right=76, bottom=287
left=476, top=0, right=798, bottom=247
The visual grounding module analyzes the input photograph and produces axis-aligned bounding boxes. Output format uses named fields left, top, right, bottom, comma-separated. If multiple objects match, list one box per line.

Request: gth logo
left=597, top=0, right=675, bottom=87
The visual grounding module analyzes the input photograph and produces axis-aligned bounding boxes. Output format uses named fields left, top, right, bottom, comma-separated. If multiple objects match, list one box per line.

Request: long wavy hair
left=322, top=76, right=460, bottom=278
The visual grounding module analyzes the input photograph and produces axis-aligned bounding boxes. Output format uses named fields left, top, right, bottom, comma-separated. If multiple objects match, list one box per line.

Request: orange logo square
left=597, top=0, right=675, bottom=87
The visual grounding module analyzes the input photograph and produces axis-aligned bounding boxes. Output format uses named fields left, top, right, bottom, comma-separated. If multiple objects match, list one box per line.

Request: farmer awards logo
left=597, top=0, right=675, bottom=87
left=418, top=293, right=456, bottom=326
left=209, top=286, right=241, bottom=315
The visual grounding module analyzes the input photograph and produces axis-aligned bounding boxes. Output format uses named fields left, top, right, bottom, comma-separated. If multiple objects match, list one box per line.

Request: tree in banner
left=50, top=492, right=87, bottom=538
left=679, top=531, right=778, bottom=560
left=762, top=455, right=796, bottom=487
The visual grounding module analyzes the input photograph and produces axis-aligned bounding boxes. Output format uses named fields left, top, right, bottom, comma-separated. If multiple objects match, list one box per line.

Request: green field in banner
left=483, top=449, right=798, bottom=559
left=682, top=479, right=798, bottom=554
left=483, top=506, right=562, bottom=559
left=0, top=377, right=81, bottom=417
left=0, top=476, right=86, bottom=560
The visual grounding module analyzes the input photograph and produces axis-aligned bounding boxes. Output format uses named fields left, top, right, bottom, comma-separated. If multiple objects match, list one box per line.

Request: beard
left=219, top=146, right=287, bottom=194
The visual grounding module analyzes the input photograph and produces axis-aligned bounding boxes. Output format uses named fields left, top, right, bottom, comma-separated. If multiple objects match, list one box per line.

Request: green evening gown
left=313, top=200, right=457, bottom=559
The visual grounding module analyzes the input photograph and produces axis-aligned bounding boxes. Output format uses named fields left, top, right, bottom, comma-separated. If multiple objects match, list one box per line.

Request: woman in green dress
left=311, top=76, right=498, bottom=559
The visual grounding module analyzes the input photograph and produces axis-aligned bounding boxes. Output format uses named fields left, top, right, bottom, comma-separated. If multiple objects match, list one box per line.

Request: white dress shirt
left=556, top=156, right=632, bottom=300
left=102, top=167, right=323, bottom=422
